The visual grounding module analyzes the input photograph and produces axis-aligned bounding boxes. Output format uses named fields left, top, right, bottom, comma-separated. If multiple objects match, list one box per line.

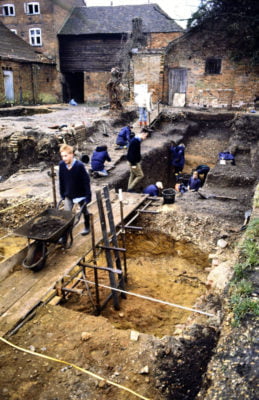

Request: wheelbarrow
left=14, top=202, right=85, bottom=272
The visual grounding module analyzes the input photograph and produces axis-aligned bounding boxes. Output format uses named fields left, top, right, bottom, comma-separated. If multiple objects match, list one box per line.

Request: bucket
left=162, top=188, right=176, bottom=204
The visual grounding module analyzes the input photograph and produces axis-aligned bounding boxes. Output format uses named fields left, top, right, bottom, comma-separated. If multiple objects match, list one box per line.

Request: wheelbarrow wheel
left=23, top=241, right=46, bottom=272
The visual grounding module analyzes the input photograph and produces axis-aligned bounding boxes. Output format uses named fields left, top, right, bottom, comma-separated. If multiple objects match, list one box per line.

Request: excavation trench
left=62, top=231, right=210, bottom=337
left=1, top=109, right=257, bottom=399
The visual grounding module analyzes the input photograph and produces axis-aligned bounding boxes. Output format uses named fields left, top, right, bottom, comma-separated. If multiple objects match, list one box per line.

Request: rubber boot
left=81, top=214, right=90, bottom=236
left=139, top=121, right=142, bottom=127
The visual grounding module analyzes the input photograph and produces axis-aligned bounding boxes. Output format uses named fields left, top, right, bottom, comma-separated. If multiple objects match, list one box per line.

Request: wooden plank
left=0, top=270, right=39, bottom=316
left=0, top=191, right=147, bottom=336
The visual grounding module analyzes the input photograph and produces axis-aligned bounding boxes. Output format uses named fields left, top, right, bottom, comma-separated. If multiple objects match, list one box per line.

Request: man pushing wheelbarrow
left=15, top=144, right=92, bottom=272
left=59, top=144, right=92, bottom=236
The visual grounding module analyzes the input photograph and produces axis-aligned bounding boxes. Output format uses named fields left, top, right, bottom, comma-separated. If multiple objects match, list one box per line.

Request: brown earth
left=0, top=106, right=258, bottom=400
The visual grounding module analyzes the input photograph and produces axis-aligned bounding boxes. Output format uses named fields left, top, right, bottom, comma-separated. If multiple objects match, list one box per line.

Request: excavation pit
left=62, top=231, right=210, bottom=337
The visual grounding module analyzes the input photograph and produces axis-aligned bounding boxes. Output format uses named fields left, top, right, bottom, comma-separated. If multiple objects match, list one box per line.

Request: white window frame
left=2, top=4, right=15, bottom=16
left=10, top=28, right=17, bottom=34
left=24, top=2, right=40, bottom=15
left=29, top=28, right=42, bottom=46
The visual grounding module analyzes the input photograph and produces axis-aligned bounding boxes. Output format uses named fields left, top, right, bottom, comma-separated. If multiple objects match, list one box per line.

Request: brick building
left=163, top=30, right=259, bottom=108
left=0, top=21, right=58, bottom=105
left=58, top=4, right=183, bottom=103
left=0, top=0, right=84, bottom=61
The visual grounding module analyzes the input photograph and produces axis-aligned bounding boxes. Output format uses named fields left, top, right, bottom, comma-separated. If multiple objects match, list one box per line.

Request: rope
left=65, top=276, right=215, bottom=317
left=0, top=233, right=12, bottom=240
left=0, top=336, right=150, bottom=400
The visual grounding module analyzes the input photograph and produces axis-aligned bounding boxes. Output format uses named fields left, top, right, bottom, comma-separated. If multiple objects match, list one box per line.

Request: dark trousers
left=64, top=197, right=89, bottom=224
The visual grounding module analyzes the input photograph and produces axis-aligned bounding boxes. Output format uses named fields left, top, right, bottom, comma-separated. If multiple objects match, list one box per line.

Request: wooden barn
left=58, top=3, right=183, bottom=104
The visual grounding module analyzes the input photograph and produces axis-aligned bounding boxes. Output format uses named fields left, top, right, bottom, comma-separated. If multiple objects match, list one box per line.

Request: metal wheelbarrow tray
left=15, top=208, right=76, bottom=242
left=14, top=208, right=76, bottom=272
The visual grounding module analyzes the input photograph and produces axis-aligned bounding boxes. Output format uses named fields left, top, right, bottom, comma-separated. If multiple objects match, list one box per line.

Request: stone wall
left=0, top=60, right=59, bottom=105
left=164, top=31, right=259, bottom=108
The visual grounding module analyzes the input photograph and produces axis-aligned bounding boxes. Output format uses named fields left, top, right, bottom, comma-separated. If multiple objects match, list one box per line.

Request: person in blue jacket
left=143, top=181, right=163, bottom=196
left=188, top=171, right=201, bottom=191
left=116, top=125, right=134, bottom=148
left=59, top=144, right=91, bottom=235
left=170, top=142, right=185, bottom=174
left=91, top=145, right=111, bottom=176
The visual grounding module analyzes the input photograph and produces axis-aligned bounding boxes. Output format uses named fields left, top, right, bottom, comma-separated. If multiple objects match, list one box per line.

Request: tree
left=188, top=0, right=259, bottom=64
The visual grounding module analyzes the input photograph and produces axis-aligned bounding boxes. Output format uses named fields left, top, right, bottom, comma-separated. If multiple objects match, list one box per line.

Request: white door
left=3, top=70, right=14, bottom=102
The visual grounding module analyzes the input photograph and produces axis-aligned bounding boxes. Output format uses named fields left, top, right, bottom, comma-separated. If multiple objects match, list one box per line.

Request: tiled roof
left=0, top=21, right=52, bottom=63
left=59, top=4, right=183, bottom=35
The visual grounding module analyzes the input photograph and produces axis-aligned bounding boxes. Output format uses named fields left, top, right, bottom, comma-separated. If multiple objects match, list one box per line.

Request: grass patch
left=230, top=296, right=259, bottom=326
left=230, top=218, right=259, bottom=326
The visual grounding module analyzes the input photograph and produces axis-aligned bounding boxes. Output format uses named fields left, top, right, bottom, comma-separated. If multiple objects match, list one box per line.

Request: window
left=24, top=2, right=40, bottom=15
left=205, top=58, right=222, bottom=74
left=10, top=29, right=17, bottom=34
left=2, top=4, right=15, bottom=16
left=29, top=28, right=42, bottom=46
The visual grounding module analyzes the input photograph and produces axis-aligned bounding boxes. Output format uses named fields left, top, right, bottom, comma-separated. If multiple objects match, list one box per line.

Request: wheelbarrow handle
left=57, top=199, right=64, bottom=209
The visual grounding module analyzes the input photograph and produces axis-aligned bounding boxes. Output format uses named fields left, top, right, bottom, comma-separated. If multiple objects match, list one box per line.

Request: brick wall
left=149, top=32, right=182, bottom=49
left=0, top=0, right=82, bottom=61
left=131, top=32, right=183, bottom=103
left=0, top=60, right=59, bottom=105
left=164, top=31, right=259, bottom=108
left=132, top=52, right=163, bottom=102
left=84, top=71, right=111, bottom=104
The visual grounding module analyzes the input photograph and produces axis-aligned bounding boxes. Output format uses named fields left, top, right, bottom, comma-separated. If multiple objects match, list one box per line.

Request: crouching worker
left=59, top=144, right=92, bottom=236
left=116, top=125, right=134, bottom=148
left=143, top=181, right=163, bottom=196
left=188, top=171, right=201, bottom=192
left=91, top=145, right=111, bottom=177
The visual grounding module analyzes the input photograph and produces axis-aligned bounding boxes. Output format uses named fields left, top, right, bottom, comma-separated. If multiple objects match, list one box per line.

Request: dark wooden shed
left=58, top=4, right=183, bottom=103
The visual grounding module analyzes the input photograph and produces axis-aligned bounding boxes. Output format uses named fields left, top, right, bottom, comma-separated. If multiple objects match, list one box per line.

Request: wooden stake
left=96, top=189, right=120, bottom=310
left=103, top=186, right=126, bottom=298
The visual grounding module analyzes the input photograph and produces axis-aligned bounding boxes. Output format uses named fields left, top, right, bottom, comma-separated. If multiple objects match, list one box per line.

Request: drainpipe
left=31, top=64, right=37, bottom=104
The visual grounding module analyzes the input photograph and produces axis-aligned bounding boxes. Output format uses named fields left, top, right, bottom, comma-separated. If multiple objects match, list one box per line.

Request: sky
left=85, top=0, right=201, bottom=28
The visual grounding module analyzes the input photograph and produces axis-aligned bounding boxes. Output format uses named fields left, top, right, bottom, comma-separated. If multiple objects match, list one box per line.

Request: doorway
left=168, top=68, right=187, bottom=106
left=3, top=70, right=14, bottom=102
left=62, top=72, right=84, bottom=103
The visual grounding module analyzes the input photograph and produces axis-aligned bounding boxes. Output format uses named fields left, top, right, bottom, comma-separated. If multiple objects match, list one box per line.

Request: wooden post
left=90, top=213, right=100, bottom=314
left=103, top=186, right=126, bottom=298
left=96, top=189, right=120, bottom=310
left=118, top=189, right=128, bottom=282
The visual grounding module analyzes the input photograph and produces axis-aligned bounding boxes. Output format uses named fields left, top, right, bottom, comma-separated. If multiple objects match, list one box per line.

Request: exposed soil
left=0, top=231, right=217, bottom=400
left=62, top=232, right=209, bottom=337
left=0, top=106, right=258, bottom=400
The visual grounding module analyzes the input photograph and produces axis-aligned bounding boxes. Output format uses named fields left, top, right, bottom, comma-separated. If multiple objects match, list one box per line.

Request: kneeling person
left=143, top=181, right=163, bottom=197
left=188, top=171, right=201, bottom=191
left=91, top=145, right=111, bottom=177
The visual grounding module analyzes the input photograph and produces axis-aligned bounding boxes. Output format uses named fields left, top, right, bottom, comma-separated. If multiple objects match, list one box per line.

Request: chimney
left=131, top=18, right=146, bottom=48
